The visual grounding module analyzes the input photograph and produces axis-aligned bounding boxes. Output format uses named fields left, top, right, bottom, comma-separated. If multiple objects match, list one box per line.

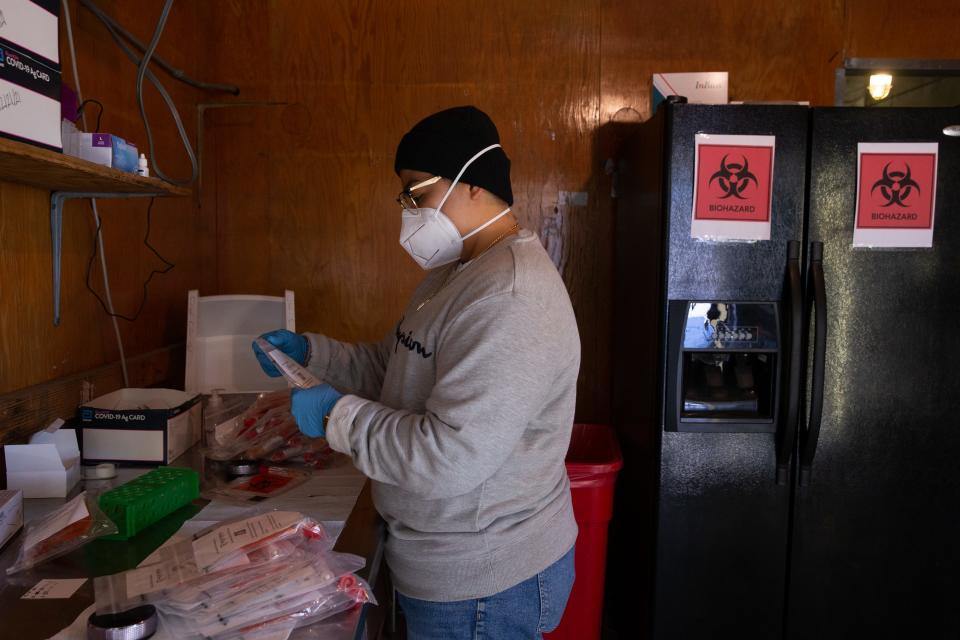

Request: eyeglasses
left=396, top=175, right=443, bottom=210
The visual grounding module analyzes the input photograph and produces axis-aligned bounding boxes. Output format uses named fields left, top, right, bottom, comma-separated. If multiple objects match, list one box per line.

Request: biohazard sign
left=691, top=134, right=775, bottom=241
left=853, top=142, right=938, bottom=248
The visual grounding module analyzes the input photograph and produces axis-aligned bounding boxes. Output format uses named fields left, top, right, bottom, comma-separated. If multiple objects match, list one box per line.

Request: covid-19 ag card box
left=80, top=388, right=201, bottom=465
left=0, top=41, right=61, bottom=150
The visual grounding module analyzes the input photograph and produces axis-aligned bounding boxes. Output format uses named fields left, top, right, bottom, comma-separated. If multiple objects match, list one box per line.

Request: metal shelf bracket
left=50, top=191, right=166, bottom=326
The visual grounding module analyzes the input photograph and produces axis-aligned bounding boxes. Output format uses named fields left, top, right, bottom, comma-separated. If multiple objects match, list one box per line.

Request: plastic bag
left=94, top=511, right=332, bottom=613
left=206, top=389, right=292, bottom=460
left=94, top=510, right=372, bottom=639
left=233, top=573, right=374, bottom=639
left=156, top=565, right=374, bottom=639
left=205, top=390, right=332, bottom=466
left=154, top=550, right=364, bottom=617
left=241, top=410, right=300, bottom=460
left=6, top=491, right=117, bottom=575
left=206, top=391, right=300, bottom=462
left=301, top=441, right=335, bottom=468
left=266, top=434, right=334, bottom=468
left=204, top=465, right=311, bottom=504
left=203, top=391, right=257, bottom=448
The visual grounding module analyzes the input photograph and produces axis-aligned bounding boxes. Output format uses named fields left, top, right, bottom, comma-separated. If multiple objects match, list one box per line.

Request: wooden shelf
left=0, top=135, right=193, bottom=325
left=0, top=136, right=190, bottom=196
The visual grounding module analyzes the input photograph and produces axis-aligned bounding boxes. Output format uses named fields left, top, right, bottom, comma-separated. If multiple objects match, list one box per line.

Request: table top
left=0, top=446, right=384, bottom=640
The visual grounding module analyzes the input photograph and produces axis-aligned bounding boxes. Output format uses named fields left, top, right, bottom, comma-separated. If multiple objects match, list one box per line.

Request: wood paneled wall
left=196, top=0, right=958, bottom=427
left=197, top=0, right=610, bottom=419
left=2, top=0, right=957, bottom=445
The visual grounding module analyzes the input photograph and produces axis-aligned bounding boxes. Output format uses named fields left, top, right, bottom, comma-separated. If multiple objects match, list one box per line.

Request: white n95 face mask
left=399, top=144, right=511, bottom=269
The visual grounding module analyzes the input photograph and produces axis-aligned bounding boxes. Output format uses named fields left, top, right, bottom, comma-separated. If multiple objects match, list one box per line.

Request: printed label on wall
left=853, top=142, right=938, bottom=248
left=691, top=134, right=775, bottom=241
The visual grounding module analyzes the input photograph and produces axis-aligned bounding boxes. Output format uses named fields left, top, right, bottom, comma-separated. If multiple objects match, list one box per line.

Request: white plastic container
left=185, top=290, right=296, bottom=395
left=185, top=290, right=298, bottom=452
left=4, top=421, right=80, bottom=498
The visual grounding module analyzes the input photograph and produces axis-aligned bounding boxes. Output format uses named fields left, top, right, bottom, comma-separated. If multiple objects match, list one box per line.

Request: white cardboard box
left=652, top=71, right=728, bottom=111
left=0, top=0, right=60, bottom=68
left=75, top=132, right=113, bottom=168
left=79, top=388, right=201, bottom=465
left=0, top=41, right=61, bottom=151
left=0, top=489, right=23, bottom=549
left=4, top=424, right=81, bottom=498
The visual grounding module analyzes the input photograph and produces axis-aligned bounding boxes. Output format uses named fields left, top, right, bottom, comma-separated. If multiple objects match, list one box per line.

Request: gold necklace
left=477, top=222, right=521, bottom=257
left=415, top=222, right=522, bottom=312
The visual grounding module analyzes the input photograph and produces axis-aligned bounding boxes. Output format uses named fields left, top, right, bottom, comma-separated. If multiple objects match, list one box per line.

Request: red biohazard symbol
left=870, top=162, right=920, bottom=207
left=708, top=155, right=759, bottom=200
left=694, top=143, right=773, bottom=223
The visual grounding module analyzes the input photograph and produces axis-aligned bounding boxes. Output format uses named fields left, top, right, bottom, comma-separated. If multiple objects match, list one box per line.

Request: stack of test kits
left=205, top=388, right=333, bottom=469
left=94, top=511, right=375, bottom=639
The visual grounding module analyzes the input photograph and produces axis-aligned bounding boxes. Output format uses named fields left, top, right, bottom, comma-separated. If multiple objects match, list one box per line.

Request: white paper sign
left=691, top=134, right=776, bottom=241
left=22, top=578, right=87, bottom=599
left=853, top=142, right=939, bottom=248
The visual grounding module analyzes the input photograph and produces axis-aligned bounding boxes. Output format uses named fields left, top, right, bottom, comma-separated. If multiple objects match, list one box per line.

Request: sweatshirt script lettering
left=394, top=318, right=433, bottom=358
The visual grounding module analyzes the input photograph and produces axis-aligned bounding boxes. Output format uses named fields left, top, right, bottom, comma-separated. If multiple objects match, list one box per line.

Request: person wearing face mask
left=252, top=106, right=580, bottom=639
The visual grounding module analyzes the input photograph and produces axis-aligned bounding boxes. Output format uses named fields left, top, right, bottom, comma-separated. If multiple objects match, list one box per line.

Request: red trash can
left=545, top=423, right=623, bottom=640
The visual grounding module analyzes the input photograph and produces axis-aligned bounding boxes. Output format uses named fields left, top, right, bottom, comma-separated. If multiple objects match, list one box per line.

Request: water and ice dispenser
left=665, top=301, right=782, bottom=432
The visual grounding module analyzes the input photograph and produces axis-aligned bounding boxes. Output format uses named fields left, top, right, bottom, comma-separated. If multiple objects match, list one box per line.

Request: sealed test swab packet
left=206, top=339, right=332, bottom=463
left=6, top=491, right=117, bottom=574
left=255, top=338, right=323, bottom=389
left=205, top=392, right=296, bottom=462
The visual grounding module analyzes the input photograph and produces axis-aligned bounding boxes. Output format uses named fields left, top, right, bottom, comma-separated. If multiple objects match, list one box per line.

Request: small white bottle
left=137, top=153, right=150, bottom=177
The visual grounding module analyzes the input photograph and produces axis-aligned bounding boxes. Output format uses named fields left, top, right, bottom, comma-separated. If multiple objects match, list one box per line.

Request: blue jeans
left=398, top=546, right=575, bottom=640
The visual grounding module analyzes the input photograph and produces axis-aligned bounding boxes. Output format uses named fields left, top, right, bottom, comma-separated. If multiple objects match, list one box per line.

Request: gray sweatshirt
left=306, top=229, right=580, bottom=601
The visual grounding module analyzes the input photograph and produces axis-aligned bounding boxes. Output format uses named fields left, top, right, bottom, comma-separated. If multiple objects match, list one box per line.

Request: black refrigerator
left=612, top=102, right=960, bottom=639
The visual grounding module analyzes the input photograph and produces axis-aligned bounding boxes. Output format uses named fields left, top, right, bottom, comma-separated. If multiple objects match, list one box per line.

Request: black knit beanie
left=394, top=106, right=513, bottom=206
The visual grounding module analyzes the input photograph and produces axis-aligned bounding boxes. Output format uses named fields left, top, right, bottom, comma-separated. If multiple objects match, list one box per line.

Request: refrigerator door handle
left=776, top=240, right=803, bottom=485
left=800, top=241, right=827, bottom=486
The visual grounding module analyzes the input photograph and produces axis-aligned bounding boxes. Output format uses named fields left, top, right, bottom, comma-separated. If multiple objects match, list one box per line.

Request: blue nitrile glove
left=252, top=329, right=309, bottom=377
left=290, top=384, right=343, bottom=438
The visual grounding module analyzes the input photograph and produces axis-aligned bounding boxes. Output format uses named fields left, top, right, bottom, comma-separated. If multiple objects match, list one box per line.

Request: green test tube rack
left=99, top=467, right=200, bottom=540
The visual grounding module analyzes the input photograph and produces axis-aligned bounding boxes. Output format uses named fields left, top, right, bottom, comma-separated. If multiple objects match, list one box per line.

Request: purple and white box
left=68, top=132, right=139, bottom=173
left=76, top=132, right=114, bottom=167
